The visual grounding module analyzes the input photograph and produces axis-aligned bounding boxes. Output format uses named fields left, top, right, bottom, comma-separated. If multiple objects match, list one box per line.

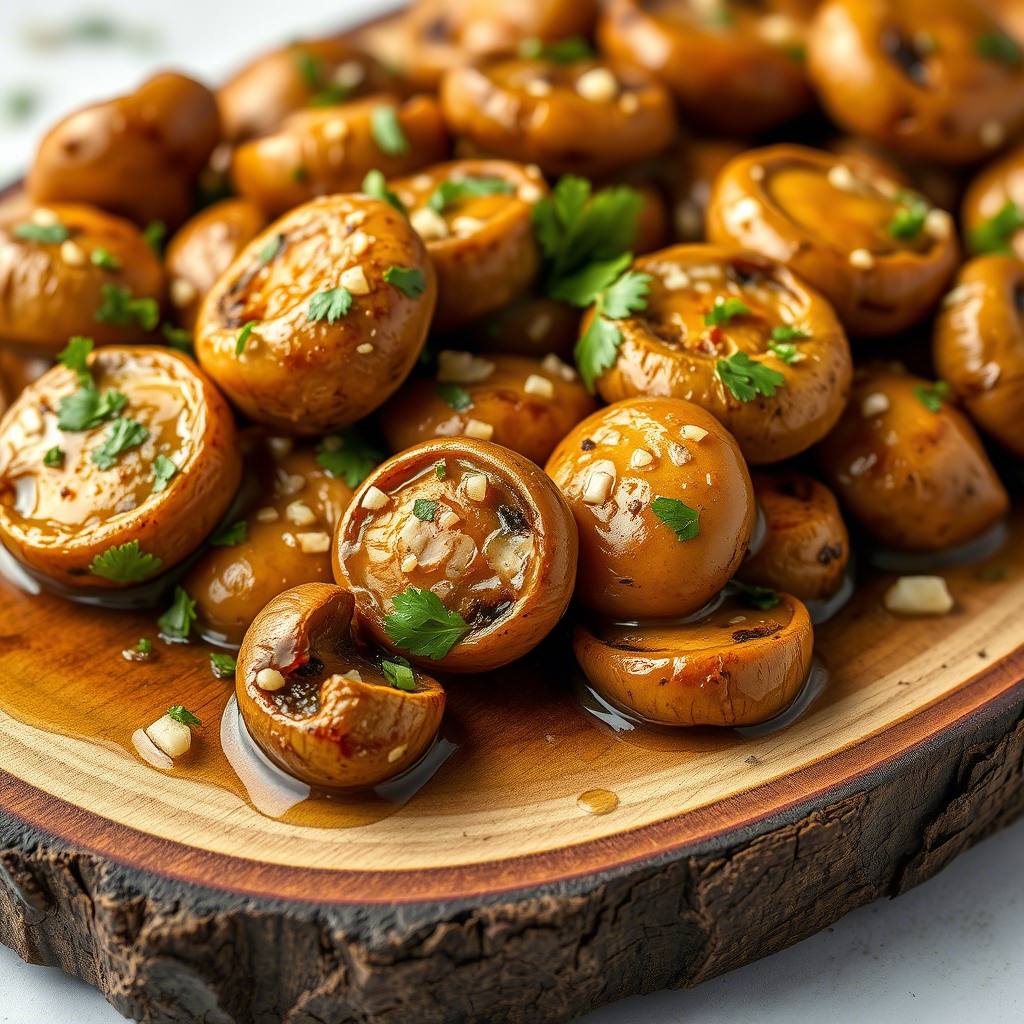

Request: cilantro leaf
left=888, top=191, right=930, bottom=240
left=650, top=496, right=700, bottom=541
left=913, top=380, right=950, bottom=413
left=436, top=381, right=473, bottom=412
left=383, top=266, right=426, bottom=298
left=88, top=540, right=162, bottom=582
left=771, top=325, right=811, bottom=342
left=209, top=520, right=247, bottom=546
left=43, top=445, right=63, bottom=467
left=90, top=246, right=120, bottom=270
left=734, top=582, right=780, bottom=610
left=58, top=335, right=94, bottom=387
left=161, top=323, right=193, bottom=352
left=257, top=234, right=282, bottom=264
left=91, top=417, right=148, bottom=469
left=131, top=638, right=153, bottom=655
left=57, top=387, right=127, bottom=432
left=143, top=220, right=166, bottom=256
left=575, top=316, right=623, bottom=394
left=363, top=169, right=406, bottom=215
left=547, top=252, right=633, bottom=307
left=384, top=586, right=471, bottom=659
left=435, top=460, right=447, bottom=479
left=370, top=105, right=408, bottom=156
left=307, top=288, right=353, bottom=324
left=95, top=283, right=159, bottom=330
left=209, top=653, right=237, bottom=679
left=704, top=297, right=751, bottom=327
left=381, top=655, right=416, bottom=691
left=166, top=705, right=201, bottom=727
left=969, top=200, right=1024, bottom=254
left=716, top=352, right=785, bottom=402
left=601, top=270, right=653, bottom=319
left=976, top=30, right=1022, bottom=69
left=151, top=454, right=176, bottom=492
left=316, top=428, right=383, bottom=487
left=427, top=176, right=515, bottom=212
left=518, top=36, right=595, bottom=62
left=13, top=221, right=70, bottom=244
left=768, top=340, right=801, bottom=364
left=413, top=498, right=437, bottom=521
left=235, top=320, right=257, bottom=356
left=158, top=586, right=196, bottom=639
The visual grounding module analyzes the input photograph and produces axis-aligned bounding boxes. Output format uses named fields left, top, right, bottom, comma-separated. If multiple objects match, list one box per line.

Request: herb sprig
left=384, top=586, right=470, bottom=659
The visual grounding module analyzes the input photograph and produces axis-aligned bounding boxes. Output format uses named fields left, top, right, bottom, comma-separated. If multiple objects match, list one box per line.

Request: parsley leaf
left=704, top=297, right=751, bottom=327
left=131, top=638, right=153, bottom=655
left=57, top=387, right=127, bottom=431
left=166, top=705, right=201, bottom=727
left=43, top=445, right=63, bottom=467
left=316, top=428, right=383, bottom=487
left=548, top=251, right=633, bottom=307
left=58, top=335, right=94, bottom=387
left=307, top=288, right=353, bottom=324
left=384, top=586, right=471, bottom=659
left=413, top=498, right=437, bottom=521
left=771, top=325, right=811, bottom=342
left=381, top=655, right=416, bottom=691
left=574, top=269, right=652, bottom=392
left=257, top=234, right=282, bottom=264
left=734, top=582, right=781, bottom=609
left=91, top=418, right=148, bottom=469
left=435, top=460, right=447, bottom=479
left=13, top=221, right=70, bottom=244
left=95, top=283, right=159, bottom=330
left=294, top=49, right=351, bottom=106
left=518, top=36, right=595, bottom=62
left=362, top=169, right=406, bottom=215
left=158, top=586, right=196, bottom=640
left=436, top=381, right=473, bottom=412
left=236, top=320, right=257, bottom=356
left=888, top=191, right=930, bottom=240
left=143, top=220, right=166, bottom=255
left=383, top=266, right=426, bottom=298
left=427, top=176, right=515, bottom=212
left=716, top=352, right=785, bottom=402
left=88, top=540, right=162, bottom=582
left=209, top=520, right=247, bottom=546
left=913, top=380, right=950, bottom=413
left=161, top=323, right=193, bottom=352
left=976, top=30, right=1022, bottom=69
left=370, top=105, right=409, bottom=156
left=650, top=496, right=700, bottom=541
left=209, top=653, right=237, bottom=679
left=90, top=246, right=120, bottom=270
left=152, top=454, right=176, bottom=492
left=969, top=200, right=1024, bottom=254
left=768, top=340, right=802, bottom=364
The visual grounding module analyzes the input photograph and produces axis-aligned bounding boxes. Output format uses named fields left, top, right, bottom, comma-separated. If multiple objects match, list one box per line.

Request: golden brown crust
left=195, top=194, right=436, bottom=435
left=236, top=582, right=445, bottom=788
left=816, top=364, right=1009, bottom=551
left=592, top=243, right=853, bottom=464
left=27, top=73, right=220, bottom=229
left=334, top=437, right=578, bottom=673
left=933, top=254, right=1024, bottom=458
left=707, top=144, right=960, bottom=336
left=962, top=141, right=1024, bottom=259
left=573, top=592, right=814, bottom=727
left=0, top=346, right=242, bottom=588
left=545, top=396, right=754, bottom=620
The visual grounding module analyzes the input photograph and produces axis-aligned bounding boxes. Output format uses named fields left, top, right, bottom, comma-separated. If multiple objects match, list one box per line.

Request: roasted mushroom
left=546, top=396, right=754, bottom=620
left=0, top=344, right=241, bottom=589
left=574, top=592, right=814, bottom=727
left=934, top=254, right=1024, bottom=458
left=334, top=437, right=578, bottom=672
left=587, top=244, right=853, bottom=464
left=195, top=194, right=436, bottom=434
left=707, top=144, right=960, bottom=336
left=961, top=141, right=1024, bottom=259
left=816, top=364, right=1009, bottom=552
left=27, top=73, right=220, bottom=230
left=237, top=583, right=445, bottom=787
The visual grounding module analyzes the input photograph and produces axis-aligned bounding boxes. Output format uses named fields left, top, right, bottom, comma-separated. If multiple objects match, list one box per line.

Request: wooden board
left=2, top=505, right=1024, bottom=1023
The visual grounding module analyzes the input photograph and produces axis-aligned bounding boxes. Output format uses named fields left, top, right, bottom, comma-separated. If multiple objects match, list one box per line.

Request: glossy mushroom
left=0, top=345, right=242, bottom=589
left=574, top=592, right=814, bottom=727
left=27, top=73, right=221, bottom=230
left=961, top=141, right=1024, bottom=259
left=589, top=244, right=853, bottom=464
left=334, top=437, right=578, bottom=673
left=545, top=396, right=754, bottom=621
left=195, top=194, right=436, bottom=434
left=378, top=350, right=597, bottom=464
left=707, top=144, right=960, bottom=336
left=236, top=582, right=445, bottom=788
left=933, top=254, right=1024, bottom=458
left=816, top=364, right=1009, bottom=552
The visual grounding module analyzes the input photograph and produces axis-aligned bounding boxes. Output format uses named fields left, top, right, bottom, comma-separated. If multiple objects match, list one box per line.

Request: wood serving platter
left=2, top=504, right=1024, bottom=1022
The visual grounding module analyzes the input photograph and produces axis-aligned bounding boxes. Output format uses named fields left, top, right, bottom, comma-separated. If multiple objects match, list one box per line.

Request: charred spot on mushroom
left=732, top=623, right=783, bottom=643
left=497, top=503, right=530, bottom=535
left=581, top=438, right=596, bottom=451
left=466, top=597, right=514, bottom=626
left=817, top=543, right=844, bottom=564
left=293, top=655, right=325, bottom=677
left=883, top=31, right=931, bottom=86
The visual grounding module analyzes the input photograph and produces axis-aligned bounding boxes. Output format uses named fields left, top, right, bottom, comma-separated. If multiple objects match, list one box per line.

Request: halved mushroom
left=27, top=73, right=221, bottom=229
left=237, top=582, right=445, bottom=788
left=707, top=144, right=959, bottom=336
left=195, top=194, right=436, bottom=434
left=0, top=204, right=165, bottom=353
left=574, top=592, right=814, bottom=727
left=545, top=396, right=754, bottom=621
left=334, top=437, right=578, bottom=672
left=0, top=344, right=241, bottom=588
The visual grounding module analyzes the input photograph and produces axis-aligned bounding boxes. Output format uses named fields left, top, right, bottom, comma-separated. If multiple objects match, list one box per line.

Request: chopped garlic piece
left=631, top=448, right=653, bottom=468
left=131, top=728, right=174, bottom=770
left=924, top=209, right=953, bottom=241
left=884, top=576, right=954, bottom=616
left=31, top=207, right=59, bottom=226
left=541, top=353, right=577, bottom=381
left=145, top=715, right=192, bottom=758
left=388, top=743, right=409, bottom=763
left=583, top=471, right=614, bottom=505
left=401, top=553, right=419, bottom=573
left=464, top=418, right=494, bottom=440
left=524, top=374, right=554, bottom=398
left=255, top=506, right=280, bottom=522
left=849, top=248, right=875, bottom=269
left=285, top=501, right=317, bottom=527
left=465, top=474, right=488, bottom=501
left=339, top=669, right=363, bottom=682
left=340, top=265, right=370, bottom=294
left=170, top=277, right=198, bottom=307
left=256, top=668, right=288, bottom=691
left=576, top=68, right=619, bottom=103
left=266, top=437, right=293, bottom=459
left=296, top=531, right=331, bottom=554
left=437, top=349, right=495, bottom=383
left=60, top=240, right=86, bottom=266
left=361, top=485, right=389, bottom=510
left=410, top=206, right=450, bottom=241
left=861, top=392, right=890, bottom=417
left=526, top=79, right=553, bottom=97
left=357, top=343, right=374, bottom=354
left=679, top=425, right=708, bottom=443
left=827, top=164, right=858, bottom=193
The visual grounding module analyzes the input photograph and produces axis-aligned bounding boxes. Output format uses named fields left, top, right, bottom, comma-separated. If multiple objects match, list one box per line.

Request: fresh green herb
left=969, top=200, right=1024, bottom=254
left=3, top=87, right=40, bottom=123
left=768, top=340, right=802, bottom=364
left=383, top=266, right=426, bottom=298
left=547, top=251, right=632, bottom=307
left=913, top=380, right=950, bottom=413
left=975, top=30, right=1022, bottom=69
left=57, top=387, right=127, bottom=432
left=132, top=638, right=153, bottom=655
left=978, top=565, right=1008, bottom=582
left=307, top=287, right=353, bottom=324
left=291, top=164, right=308, bottom=182
left=295, top=49, right=323, bottom=90
left=370, top=105, right=409, bottom=156
left=518, top=36, right=595, bottom=62
left=436, top=381, right=474, bottom=412
left=209, top=653, right=237, bottom=679
left=235, top=320, right=257, bottom=356
left=734, top=582, right=781, bottom=610
left=88, top=540, right=162, bottom=582
left=362, top=169, right=406, bottom=215
left=384, top=586, right=471, bottom=659
left=650, top=496, right=700, bottom=541
left=13, top=221, right=70, bottom=244
left=413, top=498, right=438, bottom=522
left=783, top=42, right=806, bottom=63
left=771, top=325, right=811, bottom=342
left=161, top=323, right=193, bottom=352
left=142, top=220, right=166, bottom=255
left=90, top=246, right=120, bottom=270
left=888, top=190, right=930, bottom=240
left=257, top=234, right=282, bottom=265
left=91, top=417, right=148, bottom=469
left=435, top=460, right=447, bottom=479
left=704, top=4, right=735, bottom=26
left=704, top=297, right=751, bottom=327
left=166, top=705, right=201, bottom=727
left=716, top=351, right=785, bottom=402
left=574, top=269, right=652, bottom=392
left=95, top=283, right=159, bottom=330
left=152, top=454, right=177, bottom=492
left=381, top=655, right=416, bottom=692
left=427, top=176, right=515, bottom=213
left=316, top=428, right=383, bottom=487
left=157, top=586, right=196, bottom=640
left=209, top=520, right=247, bottom=547
left=43, top=445, right=64, bottom=467
left=57, top=335, right=94, bottom=387
left=294, top=49, right=351, bottom=106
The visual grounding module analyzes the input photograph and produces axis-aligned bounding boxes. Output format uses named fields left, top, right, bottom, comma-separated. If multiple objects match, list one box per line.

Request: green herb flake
left=768, top=340, right=802, bottom=364
left=89, top=246, right=121, bottom=270
left=209, top=520, right=247, bottom=547
left=362, top=169, right=406, bottom=215
left=650, top=496, right=700, bottom=541
left=235, top=319, right=258, bottom=356
left=91, top=418, right=148, bottom=469
left=88, top=540, right=162, bottom=582
left=771, top=325, right=811, bottom=342
left=142, top=220, right=166, bottom=255
left=209, top=653, right=237, bottom=679
left=436, top=381, right=473, bottom=412
left=574, top=269, right=652, bottom=392
left=152, top=454, right=177, bottom=492
left=384, top=586, right=471, bottom=659
left=518, top=36, right=595, bottom=63
left=381, top=655, right=416, bottom=692
left=704, top=297, right=751, bottom=327
left=969, top=200, right=1024, bottom=255
left=161, top=323, right=193, bottom=352
left=157, top=586, right=196, bottom=640
left=291, top=164, right=308, bottom=182
left=413, top=498, right=438, bottom=522
left=383, top=265, right=426, bottom=298
left=12, top=221, right=70, bottom=244
left=735, top=582, right=781, bottom=610
left=316, top=428, right=383, bottom=487
left=294, top=50, right=323, bottom=90
left=133, top=637, right=153, bottom=654
left=307, top=288, right=353, bottom=324
left=166, top=704, right=201, bottom=727
left=370, top=105, right=409, bottom=156
left=43, top=445, right=63, bottom=467
left=913, top=380, right=950, bottom=413
left=435, top=460, right=447, bottom=479
left=95, top=283, right=159, bottom=330
left=57, top=335, right=94, bottom=387
left=716, top=352, right=786, bottom=402
left=427, top=176, right=515, bottom=213
left=57, top=387, right=128, bottom=432
left=257, top=234, right=282, bottom=265
left=888, top=190, right=931, bottom=240
left=975, top=30, right=1022, bottom=69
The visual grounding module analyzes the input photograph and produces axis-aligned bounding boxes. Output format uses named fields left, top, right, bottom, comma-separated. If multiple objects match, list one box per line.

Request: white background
left=0, top=1, right=1022, bottom=1021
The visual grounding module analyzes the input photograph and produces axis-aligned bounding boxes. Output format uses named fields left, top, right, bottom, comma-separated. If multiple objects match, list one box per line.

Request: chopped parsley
left=235, top=320, right=257, bottom=356
left=157, top=586, right=196, bottom=640
left=427, top=176, right=514, bottom=212
left=771, top=325, right=811, bottom=342
left=88, top=540, right=162, bottom=582
left=362, top=169, right=406, bottom=215
left=969, top=200, right=1024, bottom=255
left=209, top=520, right=247, bottom=547
left=91, top=418, right=148, bottom=469
left=13, top=221, right=70, bottom=244
left=888, top=191, right=930, bottom=240
left=131, top=638, right=153, bottom=655
left=95, top=283, right=159, bottom=330
left=316, top=428, right=383, bottom=487
left=381, top=655, right=416, bottom=691
left=435, top=460, right=447, bottom=479
left=518, top=36, right=595, bottom=62
left=58, top=386, right=127, bottom=431
left=384, top=587, right=471, bottom=659
left=257, top=234, right=282, bottom=264
left=43, top=445, right=63, bottom=467
left=574, top=269, right=652, bottom=392
left=975, top=30, right=1022, bottom=69
left=383, top=265, right=426, bottom=298
left=413, top=498, right=438, bottom=522
left=716, top=351, right=785, bottom=402
left=142, top=220, right=166, bottom=255
left=152, top=454, right=176, bottom=492
left=209, top=653, right=237, bottom=679
left=768, top=340, right=802, bottom=364
left=370, top=105, right=409, bottom=156
left=161, top=323, right=193, bottom=352
left=913, top=380, right=950, bottom=413
left=704, top=297, right=751, bottom=327
left=293, top=49, right=351, bottom=106
left=307, top=287, right=353, bottom=323
left=166, top=704, right=201, bottom=727
left=90, top=246, right=120, bottom=270
left=436, top=381, right=473, bottom=412
left=734, top=582, right=780, bottom=609
left=650, top=496, right=700, bottom=541
left=58, top=335, right=94, bottom=387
